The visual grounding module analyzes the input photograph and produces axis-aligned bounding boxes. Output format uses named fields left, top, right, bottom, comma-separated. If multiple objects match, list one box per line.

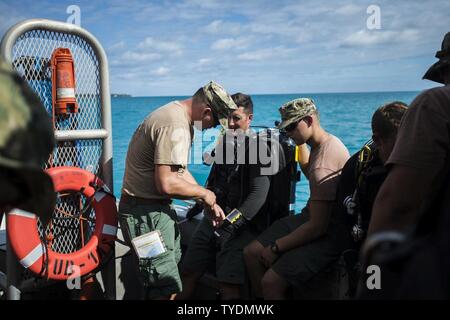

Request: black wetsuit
left=181, top=131, right=286, bottom=284
left=208, top=132, right=280, bottom=233
left=336, top=150, right=387, bottom=249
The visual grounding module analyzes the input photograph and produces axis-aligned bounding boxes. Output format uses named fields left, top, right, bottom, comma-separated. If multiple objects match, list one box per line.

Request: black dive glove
left=214, top=208, right=246, bottom=246
left=186, top=202, right=204, bottom=220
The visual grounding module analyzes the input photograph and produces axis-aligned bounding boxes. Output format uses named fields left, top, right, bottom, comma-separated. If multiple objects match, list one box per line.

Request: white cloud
left=205, top=20, right=222, bottom=33
left=190, top=58, right=214, bottom=73
left=110, top=50, right=162, bottom=67
left=204, top=20, right=242, bottom=35
left=122, top=51, right=162, bottom=62
left=295, top=31, right=313, bottom=44
left=211, top=37, right=250, bottom=50
left=137, top=37, right=183, bottom=55
left=198, top=58, right=211, bottom=66
left=335, top=4, right=361, bottom=15
left=108, top=41, right=126, bottom=51
left=341, top=29, right=420, bottom=48
left=179, top=0, right=223, bottom=10
left=151, top=66, right=170, bottom=76
left=237, top=47, right=295, bottom=61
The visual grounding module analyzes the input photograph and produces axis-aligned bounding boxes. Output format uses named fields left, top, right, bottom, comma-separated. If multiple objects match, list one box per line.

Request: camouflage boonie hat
left=0, top=58, right=55, bottom=223
left=202, top=81, right=237, bottom=128
left=423, top=32, right=450, bottom=84
left=277, top=98, right=317, bottom=129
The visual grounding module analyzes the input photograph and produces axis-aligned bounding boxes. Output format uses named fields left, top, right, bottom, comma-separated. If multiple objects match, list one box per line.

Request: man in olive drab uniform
left=119, top=81, right=237, bottom=300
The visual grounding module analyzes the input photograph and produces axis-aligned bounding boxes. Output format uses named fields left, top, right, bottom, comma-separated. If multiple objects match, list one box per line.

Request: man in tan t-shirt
left=119, top=81, right=237, bottom=300
left=244, top=98, right=349, bottom=299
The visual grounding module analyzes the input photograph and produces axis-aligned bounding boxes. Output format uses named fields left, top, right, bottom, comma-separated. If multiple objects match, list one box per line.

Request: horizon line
left=117, top=88, right=426, bottom=99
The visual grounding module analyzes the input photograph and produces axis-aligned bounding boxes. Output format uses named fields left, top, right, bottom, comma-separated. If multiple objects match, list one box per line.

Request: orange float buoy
left=51, top=48, right=79, bottom=115
left=7, top=166, right=118, bottom=280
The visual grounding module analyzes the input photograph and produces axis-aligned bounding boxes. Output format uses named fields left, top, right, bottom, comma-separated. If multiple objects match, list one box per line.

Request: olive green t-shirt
left=122, top=101, right=193, bottom=199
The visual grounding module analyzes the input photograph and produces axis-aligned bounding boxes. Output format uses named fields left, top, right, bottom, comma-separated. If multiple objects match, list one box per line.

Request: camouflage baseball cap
left=202, top=81, right=237, bottom=128
left=0, top=58, right=55, bottom=223
left=277, top=98, right=317, bottom=129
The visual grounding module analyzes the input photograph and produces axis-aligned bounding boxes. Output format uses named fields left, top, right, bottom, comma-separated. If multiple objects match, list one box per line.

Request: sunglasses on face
left=284, top=119, right=301, bottom=132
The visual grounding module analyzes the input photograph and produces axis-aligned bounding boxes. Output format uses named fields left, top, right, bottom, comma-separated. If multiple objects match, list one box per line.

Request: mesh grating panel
left=12, top=29, right=102, bottom=131
left=46, top=139, right=103, bottom=173
left=10, top=28, right=105, bottom=258
left=38, top=192, right=96, bottom=254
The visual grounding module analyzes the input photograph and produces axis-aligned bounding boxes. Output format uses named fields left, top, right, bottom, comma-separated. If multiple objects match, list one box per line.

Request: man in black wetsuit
left=334, top=101, right=407, bottom=298
left=178, top=93, right=276, bottom=300
left=339, top=101, right=408, bottom=250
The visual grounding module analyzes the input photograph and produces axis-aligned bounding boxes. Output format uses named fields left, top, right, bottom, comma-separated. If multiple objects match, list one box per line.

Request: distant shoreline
left=111, top=94, right=132, bottom=98
left=118, top=90, right=423, bottom=99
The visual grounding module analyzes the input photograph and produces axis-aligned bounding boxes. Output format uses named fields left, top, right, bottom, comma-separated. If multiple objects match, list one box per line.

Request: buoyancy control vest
left=201, top=127, right=299, bottom=231
left=343, top=142, right=387, bottom=244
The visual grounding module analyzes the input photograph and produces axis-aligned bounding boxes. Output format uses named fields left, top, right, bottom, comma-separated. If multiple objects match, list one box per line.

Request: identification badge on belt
left=131, top=230, right=166, bottom=259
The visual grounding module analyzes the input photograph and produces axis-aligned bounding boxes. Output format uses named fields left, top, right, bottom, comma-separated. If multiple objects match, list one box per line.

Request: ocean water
left=111, top=91, right=419, bottom=211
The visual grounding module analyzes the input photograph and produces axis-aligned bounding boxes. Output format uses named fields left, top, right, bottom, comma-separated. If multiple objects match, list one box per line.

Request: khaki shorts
left=182, top=218, right=257, bottom=285
left=119, top=202, right=182, bottom=299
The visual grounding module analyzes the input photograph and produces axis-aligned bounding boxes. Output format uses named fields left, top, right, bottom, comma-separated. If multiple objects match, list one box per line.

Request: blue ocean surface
left=111, top=91, right=419, bottom=211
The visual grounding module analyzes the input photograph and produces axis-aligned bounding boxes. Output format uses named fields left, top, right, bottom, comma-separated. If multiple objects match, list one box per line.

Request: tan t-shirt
left=306, top=134, right=350, bottom=202
left=122, top=101, right=193, bottom=199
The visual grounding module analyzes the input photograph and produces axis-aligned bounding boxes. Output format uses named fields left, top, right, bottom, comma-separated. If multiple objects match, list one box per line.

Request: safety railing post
left=6, top=238, right=21, bottom=300
left=1, top=19, right=116, bottom=300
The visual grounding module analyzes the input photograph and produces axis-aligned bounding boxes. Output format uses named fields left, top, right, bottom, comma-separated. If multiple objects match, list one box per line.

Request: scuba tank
left=186, top=125, right=300, bottom=223
left=264, top=123, right=299, bottom=224
left=186, top=131, right=244, bottom=220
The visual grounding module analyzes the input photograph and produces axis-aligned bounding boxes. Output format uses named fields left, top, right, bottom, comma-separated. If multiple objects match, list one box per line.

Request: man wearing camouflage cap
left=244, top=98, right=350, bottom=299
left=0, top=58, right=55, bottom=227
left=119, top=80, right=237, bottom=299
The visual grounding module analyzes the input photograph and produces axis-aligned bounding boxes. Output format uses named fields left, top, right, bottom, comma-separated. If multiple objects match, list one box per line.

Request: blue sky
left=1, top=0, right=448, bottom=96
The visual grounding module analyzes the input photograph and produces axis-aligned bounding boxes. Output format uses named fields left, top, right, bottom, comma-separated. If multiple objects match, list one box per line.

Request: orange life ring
left=7, top=166, right=118, bottom=280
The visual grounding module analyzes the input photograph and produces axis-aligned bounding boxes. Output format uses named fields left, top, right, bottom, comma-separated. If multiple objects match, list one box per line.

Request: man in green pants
left=119, top=81, right=237, bottom=300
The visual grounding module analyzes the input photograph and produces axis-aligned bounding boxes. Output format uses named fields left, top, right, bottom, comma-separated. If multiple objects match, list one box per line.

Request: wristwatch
left=270, top=241, right=280, bottom=255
